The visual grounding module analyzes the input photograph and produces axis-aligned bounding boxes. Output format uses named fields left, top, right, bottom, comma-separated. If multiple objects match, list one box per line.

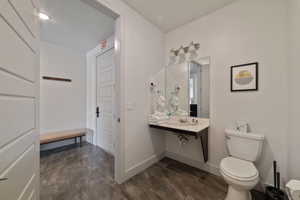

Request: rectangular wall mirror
left=166, top=57, right=210, bottom=118
left=189, top=58, right=210, bottom=118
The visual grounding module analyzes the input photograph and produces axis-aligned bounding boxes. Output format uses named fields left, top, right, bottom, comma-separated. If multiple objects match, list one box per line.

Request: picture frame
left=231, top=62, right=258, bottom=92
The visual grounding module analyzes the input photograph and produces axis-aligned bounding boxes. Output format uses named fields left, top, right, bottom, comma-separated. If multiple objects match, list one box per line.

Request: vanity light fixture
left=168, top=42, right=200, bottom=65
left=170, top=42, right=200, bottom=57
left=38, top=12, right=50, bottom=21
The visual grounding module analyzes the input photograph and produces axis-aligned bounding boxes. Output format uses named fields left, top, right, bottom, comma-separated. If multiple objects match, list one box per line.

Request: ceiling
left=40, top=0, right=115, bottom=52
left=121, top=0, right=237, bottom=32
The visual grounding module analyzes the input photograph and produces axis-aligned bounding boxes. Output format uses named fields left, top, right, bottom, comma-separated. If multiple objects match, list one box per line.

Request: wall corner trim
left=123, top=153, right=165, bottom=182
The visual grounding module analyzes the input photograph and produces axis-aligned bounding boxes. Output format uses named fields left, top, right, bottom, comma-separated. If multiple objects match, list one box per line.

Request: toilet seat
left=220, top=157, right=258, bottom=182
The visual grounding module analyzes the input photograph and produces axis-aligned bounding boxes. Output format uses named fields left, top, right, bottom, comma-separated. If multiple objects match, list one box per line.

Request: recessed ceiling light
left=39, top=12, right=50, bottom=20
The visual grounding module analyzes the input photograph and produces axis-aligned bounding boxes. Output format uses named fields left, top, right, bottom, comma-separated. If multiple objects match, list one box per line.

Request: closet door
left=0, top=0, right=40, bottom=199
left=96, top=48, right=116, bottom=155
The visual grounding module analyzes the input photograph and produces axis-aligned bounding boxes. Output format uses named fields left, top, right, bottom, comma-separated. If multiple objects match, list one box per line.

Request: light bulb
left=39, top=12, right=50, bottom=20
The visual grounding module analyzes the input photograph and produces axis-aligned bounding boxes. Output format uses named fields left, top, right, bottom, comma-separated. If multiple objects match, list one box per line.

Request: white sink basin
left=149, top=117, right=210, bottom=133
left=162, top=117, right=203, bottom=126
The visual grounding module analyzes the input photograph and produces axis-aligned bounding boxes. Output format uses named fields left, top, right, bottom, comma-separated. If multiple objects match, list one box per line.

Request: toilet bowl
left=220, top=157, right=259, bottom=200
left=220, top=129, right=264, bottom=200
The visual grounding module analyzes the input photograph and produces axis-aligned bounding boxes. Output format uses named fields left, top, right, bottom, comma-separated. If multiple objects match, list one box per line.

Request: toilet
left=220, top=129, right=264, bottom=200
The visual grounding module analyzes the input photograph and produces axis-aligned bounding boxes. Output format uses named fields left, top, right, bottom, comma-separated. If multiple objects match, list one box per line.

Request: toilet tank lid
left=225, top=129, right=264, bottom=141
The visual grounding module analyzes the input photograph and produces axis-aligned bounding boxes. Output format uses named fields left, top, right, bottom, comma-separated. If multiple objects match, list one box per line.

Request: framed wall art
left=231, top=62, right=258, bottom=92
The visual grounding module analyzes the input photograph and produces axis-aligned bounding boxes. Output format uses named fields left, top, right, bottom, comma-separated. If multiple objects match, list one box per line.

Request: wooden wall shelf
left=42, top=76, right=72, bottom=82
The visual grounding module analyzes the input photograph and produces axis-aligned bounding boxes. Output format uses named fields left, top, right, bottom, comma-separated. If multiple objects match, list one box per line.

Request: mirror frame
left=187, top=56, right=211, bottom=118
left=164, top=56, right=211, bottom=118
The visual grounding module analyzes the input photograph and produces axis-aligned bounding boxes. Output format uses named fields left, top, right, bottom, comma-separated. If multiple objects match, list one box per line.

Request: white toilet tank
left=225, top=129, right=264, bottom=162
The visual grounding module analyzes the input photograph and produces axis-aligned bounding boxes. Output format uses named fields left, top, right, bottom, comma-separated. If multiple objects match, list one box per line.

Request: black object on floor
left=264, top=160, right=287, bottom=200
left=265, top=186, right=287, bottom=200
left=252, top=190, right=267, bottom=200
left=251, top=189, right=289, bottom=200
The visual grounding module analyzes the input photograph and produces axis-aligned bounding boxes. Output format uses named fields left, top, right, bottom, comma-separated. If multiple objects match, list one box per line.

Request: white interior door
left=0, top=0, right=39, bottom=199
left=96, top=48, right=116, bottom=155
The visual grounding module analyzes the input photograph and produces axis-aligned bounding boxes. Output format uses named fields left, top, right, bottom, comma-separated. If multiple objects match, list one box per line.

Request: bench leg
left=74, top=137, right=77, bottom=145
left=80, top=136, right=82, bottom=147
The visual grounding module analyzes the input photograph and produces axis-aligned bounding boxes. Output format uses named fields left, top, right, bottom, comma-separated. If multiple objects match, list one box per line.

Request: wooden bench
left=40, top=128, right=91, bottom=147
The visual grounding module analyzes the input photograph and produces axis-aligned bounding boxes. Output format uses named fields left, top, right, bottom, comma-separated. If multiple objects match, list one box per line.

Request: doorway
left=39, top=0, right=123, bottom=186
left=83, top=0, right=124, bottom=184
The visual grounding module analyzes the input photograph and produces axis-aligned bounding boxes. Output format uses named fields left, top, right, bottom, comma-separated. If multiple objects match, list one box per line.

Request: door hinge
left=96, top=107, right=100, bottom=118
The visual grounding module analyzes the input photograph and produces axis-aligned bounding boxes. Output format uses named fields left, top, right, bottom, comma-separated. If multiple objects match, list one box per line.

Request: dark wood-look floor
left=40, top=143, right=227, bottom=200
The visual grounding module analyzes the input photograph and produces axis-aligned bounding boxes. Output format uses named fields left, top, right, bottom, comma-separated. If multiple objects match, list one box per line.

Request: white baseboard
left=119, top=151, right=274, bottom=192
left=120, top=151, right=220, bottom=183
left=123, top=152, right=165, bottom=182
left=165, top=152, right=274, bottom=191
left=165, top=151, right=220, bottom=176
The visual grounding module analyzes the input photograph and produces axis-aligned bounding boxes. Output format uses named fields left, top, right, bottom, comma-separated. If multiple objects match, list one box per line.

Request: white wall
left=165, top=0, right=289, bottom=186
left=288, top=0, right=300, bottom=180
left=40, top=41, right=87, bottom=135
left=95, top=0, right=166, bottom=182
